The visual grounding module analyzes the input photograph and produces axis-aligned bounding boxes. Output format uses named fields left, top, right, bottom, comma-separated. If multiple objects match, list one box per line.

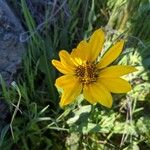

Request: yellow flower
left=52, top=29, right=137, bottom=108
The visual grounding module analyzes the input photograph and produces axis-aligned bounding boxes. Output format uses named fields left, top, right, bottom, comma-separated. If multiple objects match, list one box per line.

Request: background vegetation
left=0, top=0, right=150, bottom=149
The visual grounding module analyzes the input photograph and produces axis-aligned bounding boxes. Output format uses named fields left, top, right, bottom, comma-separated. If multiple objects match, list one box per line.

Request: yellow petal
left=99, top=65, right=137, bottom=77
left=59, top=78, right=82, bottom=108
left=89, top=28, right=105, bottom=61
left=83, top=82, right=112, bottom=108
left=71, top=40, right=90, bottom=62
left=83, top=85, right=97, bottom=104
left=71, top=29, right=105, bottom=62
left=52, top=60, right=74, bottom=74
left=59, top=50, right=76, bottom=68
left=55, top=75, right=76, bottom=89
left=98, top=78, right=132, bottom=93
left=98, top=40, right=124, bottom=69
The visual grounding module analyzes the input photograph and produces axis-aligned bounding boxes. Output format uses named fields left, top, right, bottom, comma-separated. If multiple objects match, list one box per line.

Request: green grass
left=0, top=0, right=150, bottom=149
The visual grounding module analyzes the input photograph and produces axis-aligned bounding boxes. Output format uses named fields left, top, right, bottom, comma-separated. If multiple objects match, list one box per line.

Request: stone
left=0, top=0, right=25, bottom=133
left=0, top=0, right=25, bottom=85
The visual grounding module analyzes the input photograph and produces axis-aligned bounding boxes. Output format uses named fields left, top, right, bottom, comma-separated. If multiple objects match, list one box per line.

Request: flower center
left=75, top=62, right=99, bottom=85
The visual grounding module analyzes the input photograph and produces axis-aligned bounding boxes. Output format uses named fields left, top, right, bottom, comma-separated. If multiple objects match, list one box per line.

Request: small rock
left=0, top=0, right=25, bottom=133
left=0, top=0, right=25, bottom=85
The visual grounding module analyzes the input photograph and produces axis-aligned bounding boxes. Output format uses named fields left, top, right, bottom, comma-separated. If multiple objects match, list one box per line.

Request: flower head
left=52, top=29, right=137, bottom=108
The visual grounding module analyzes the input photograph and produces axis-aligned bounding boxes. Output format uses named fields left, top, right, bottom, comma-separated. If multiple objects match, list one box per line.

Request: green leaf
left=67, top=105, right=92, bottom=125
left=0, top=124, right=9, bottom=146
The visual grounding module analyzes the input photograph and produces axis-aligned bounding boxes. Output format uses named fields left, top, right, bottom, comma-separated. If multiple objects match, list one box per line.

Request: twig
left=10, top=82, right=22, bottom=140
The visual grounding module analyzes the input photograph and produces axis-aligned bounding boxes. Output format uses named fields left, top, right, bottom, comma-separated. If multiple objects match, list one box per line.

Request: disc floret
left=75, top=62, right=99, bottom=85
